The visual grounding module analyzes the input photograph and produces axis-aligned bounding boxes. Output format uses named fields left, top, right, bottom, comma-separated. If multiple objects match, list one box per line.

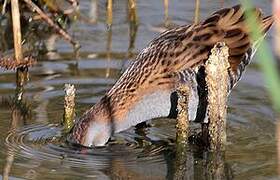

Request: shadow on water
left=0, top=0, right=277, bottom=179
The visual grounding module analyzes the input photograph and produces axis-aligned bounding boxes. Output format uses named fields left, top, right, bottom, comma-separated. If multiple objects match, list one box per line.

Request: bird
left=67, top=5, right=274, bottom=147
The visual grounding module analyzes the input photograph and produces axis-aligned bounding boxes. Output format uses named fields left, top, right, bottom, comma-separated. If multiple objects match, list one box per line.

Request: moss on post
left=205, top=42, right=229, bottom=151
left=63, top=84, right=76, bottom=132
left=174, top=83, right=190, bottom=179
left=176, top=84, right=190, bottom=144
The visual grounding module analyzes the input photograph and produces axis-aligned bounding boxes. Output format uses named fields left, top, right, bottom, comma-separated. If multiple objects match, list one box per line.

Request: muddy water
left=0, top=0, right=277, bottom=179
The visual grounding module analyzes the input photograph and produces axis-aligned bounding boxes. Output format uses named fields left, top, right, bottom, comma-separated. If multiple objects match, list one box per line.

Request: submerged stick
left=205, top=42, right=229, bottom=151
left=63, top=84, right=76, bottom=132
left=11, top=0, right=23, bottom=63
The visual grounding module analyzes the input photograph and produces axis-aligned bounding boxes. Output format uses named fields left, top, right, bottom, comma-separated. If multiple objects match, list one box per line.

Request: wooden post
left=176, top=84, right=190, bottom=144
left=63, top=84, right=76, bottom=132
left=174, top=83, right=190, bottom=179
left=205, top=42, right=229, bottom=151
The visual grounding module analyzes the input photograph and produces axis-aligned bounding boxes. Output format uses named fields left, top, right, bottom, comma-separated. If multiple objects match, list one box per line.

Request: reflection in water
left=202, top=151, right=232, bottom=180
left=2, top=112, right=234, bottom=180
left=127, top=7, right=138, bottom=59
left=3, top=68, right=30, bottom=180
left=220, top=0, right=224, bottom=8
left=106, top=27, right=112, bottom=78
left=106, top=0, right=113, bottom=28
left=194, top=0, right=200, bottom=24
left=164, top=0, right=169, bottom=26
left=45, top=34, right=60, bottom=59
left=89, top=0, right=98, bottom=24
left=172, top=144, right=192, bottom=180
left=128, top=0, right=138, bottom=24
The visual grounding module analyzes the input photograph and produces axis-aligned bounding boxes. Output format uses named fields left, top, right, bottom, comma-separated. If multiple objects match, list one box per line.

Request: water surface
left=0, top=0, right=277, bottom=179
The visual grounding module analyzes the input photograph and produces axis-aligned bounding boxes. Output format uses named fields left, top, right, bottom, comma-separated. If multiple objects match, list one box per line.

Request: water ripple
left=4, top=124, right=171, bottom=169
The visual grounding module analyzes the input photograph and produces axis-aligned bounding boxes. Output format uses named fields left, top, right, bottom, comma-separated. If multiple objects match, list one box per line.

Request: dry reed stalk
left=205, top=42, right=229, bottom=151
left=11, top=0, right=23, bottom=64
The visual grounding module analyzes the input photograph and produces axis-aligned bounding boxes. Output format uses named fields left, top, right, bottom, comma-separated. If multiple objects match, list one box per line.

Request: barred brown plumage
left=68, top=4, right=273, bottom=147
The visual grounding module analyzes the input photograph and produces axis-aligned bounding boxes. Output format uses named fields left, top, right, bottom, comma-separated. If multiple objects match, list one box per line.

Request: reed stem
left=11, top=0, right=23, bottom=64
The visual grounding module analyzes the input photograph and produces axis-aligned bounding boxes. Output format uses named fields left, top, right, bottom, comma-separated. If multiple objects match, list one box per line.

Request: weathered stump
left=205, top=42, right=229, bottom=151
left=63, top=84, right=76, bottom=132
left=174, top=83, right=190, bottom=179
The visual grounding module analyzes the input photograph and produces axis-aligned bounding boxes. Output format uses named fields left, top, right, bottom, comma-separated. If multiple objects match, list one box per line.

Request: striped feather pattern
left=69, top=5, right=273, bottom=147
